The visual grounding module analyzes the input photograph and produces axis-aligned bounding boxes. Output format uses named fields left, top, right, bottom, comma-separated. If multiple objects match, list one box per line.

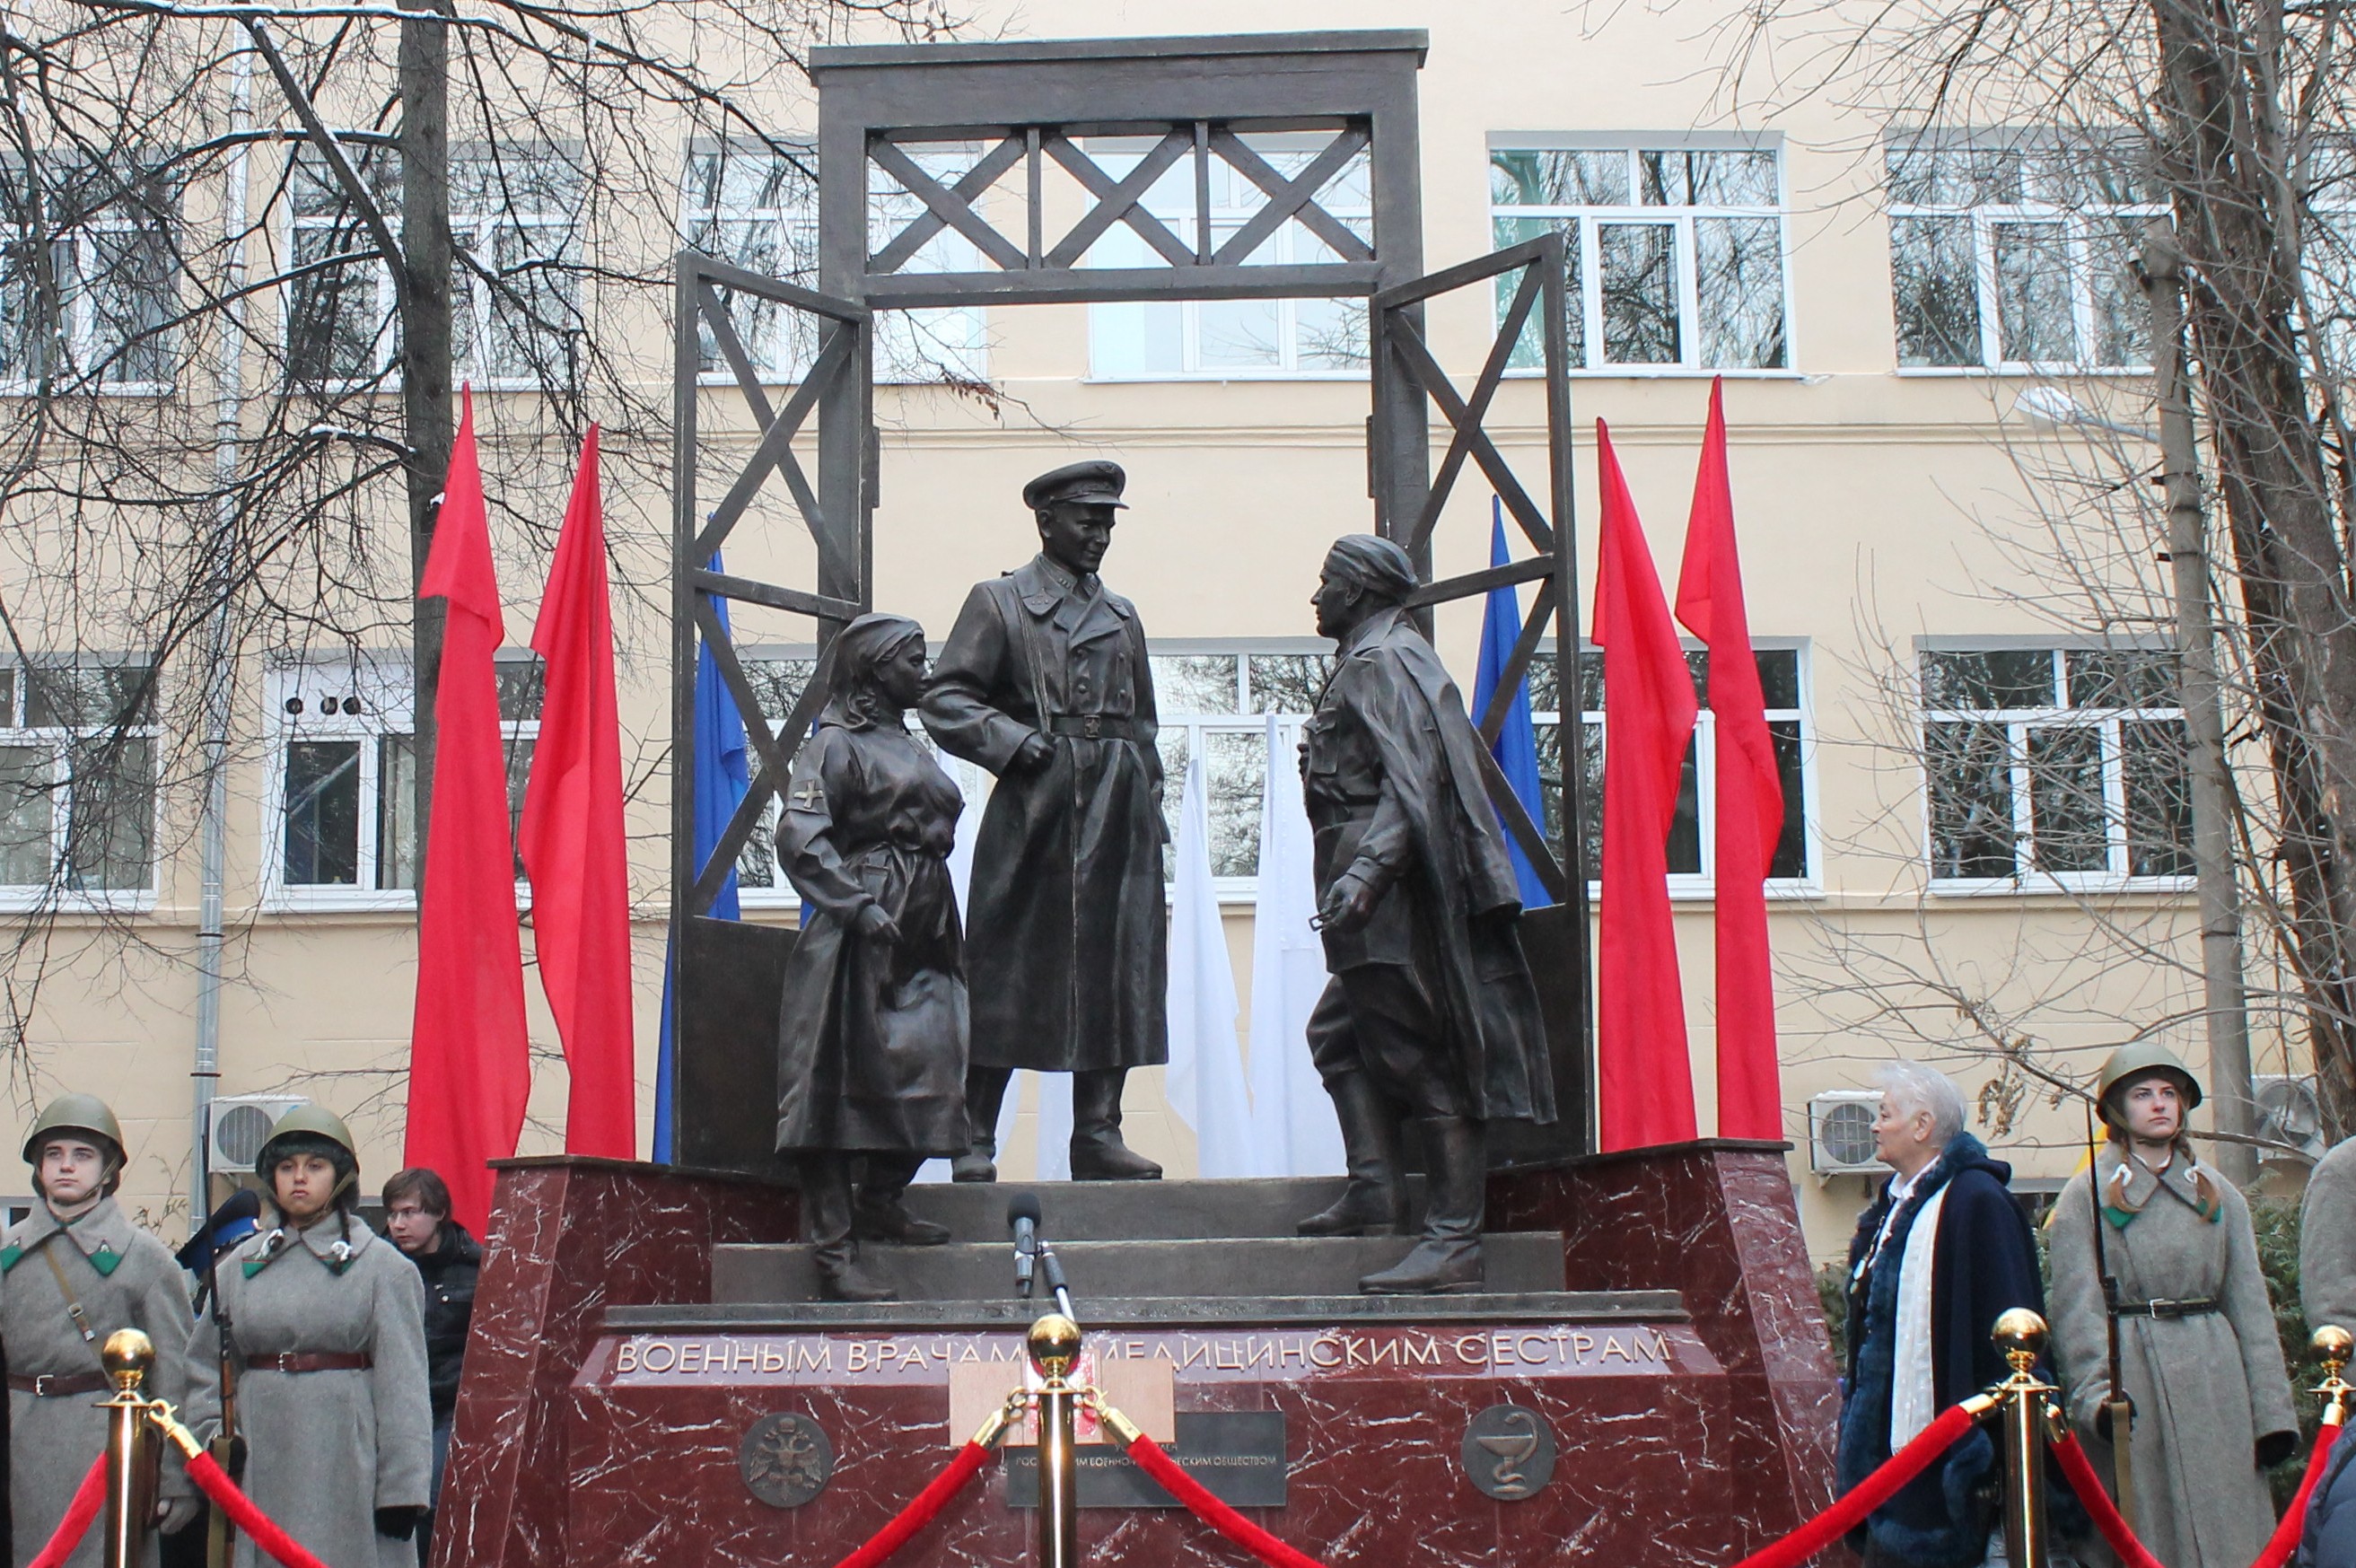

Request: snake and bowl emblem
left=1462, top=1405, right=1557, bottom=1501
left=740, top=1412, right=835, bottom=1508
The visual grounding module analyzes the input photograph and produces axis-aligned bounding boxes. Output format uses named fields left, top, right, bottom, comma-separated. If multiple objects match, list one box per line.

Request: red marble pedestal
left=434, top=1141, right=1839, bottom=1568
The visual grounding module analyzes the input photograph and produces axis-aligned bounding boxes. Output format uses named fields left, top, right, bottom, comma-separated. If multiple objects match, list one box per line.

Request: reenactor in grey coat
left=1, top=1094, right=196, bottom=1566
left=183, top=1105, right=433, bottom=1568
left=2050, top=1044, right=2299, bottom=1568
left=2303, top=1134, right=2356, bottom=1341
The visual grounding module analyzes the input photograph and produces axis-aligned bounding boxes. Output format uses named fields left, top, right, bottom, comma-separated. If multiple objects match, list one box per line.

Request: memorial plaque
left=1461, top=1405, right=1555, bottom=1501
left=1003, top=1412, right=1287, bottom=1509
left=739, top=1412, right=834, bottom=1508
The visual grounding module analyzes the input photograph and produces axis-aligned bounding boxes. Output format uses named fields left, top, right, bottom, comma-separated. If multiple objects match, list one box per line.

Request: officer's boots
left=1359, top=1117, right=1485, bottom=1295
left=1069, top=1069, right=1163, bottom=1180
left=853, top=1154, right=952, bottom=1246
left=952, top=1067, right=1013, bottom=1183
left=1298, top=1073, right=1411, bottom=1237
left=801, top=1154, right=896, bottom=1302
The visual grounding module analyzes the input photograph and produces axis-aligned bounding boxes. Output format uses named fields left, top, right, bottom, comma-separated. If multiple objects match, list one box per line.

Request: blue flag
left=654, top=568, right=749, bottom=1161
left=1472, top=503, right=1554, bottom=910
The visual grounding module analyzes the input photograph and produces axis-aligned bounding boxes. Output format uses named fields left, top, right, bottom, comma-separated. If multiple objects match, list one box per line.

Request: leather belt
left=10, top=1371, right=107, bottom=1397
left=2116, top=1297, right=2219, bottom=1318
left=1045, top=714, right=1137, bottom=741
left=252, top=1352, right=373, bottom=1373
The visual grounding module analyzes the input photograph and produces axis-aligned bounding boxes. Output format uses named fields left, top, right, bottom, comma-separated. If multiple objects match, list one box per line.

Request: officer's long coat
left=184, top=1214, right=432, bottom=1568
left=2302, top=1135, right=2356, bottom=1340
left=2050, top=1148, right=2298, bottom=1568
left=921, top=554, right=1168, bottom=1073
left=0, top=1198, right=192, bottom=1568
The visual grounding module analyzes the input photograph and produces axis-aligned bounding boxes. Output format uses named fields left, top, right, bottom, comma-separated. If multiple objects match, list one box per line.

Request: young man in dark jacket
left=1838, top=1061, right=2048, bottom=1568
left=384, top=1167, right=480, bottom=1564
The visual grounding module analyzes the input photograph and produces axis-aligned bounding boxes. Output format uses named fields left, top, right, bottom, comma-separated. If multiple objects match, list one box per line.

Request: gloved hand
left=2257, top=1430, right=2299, bottom=1468
left=374, top=1506, right=425, bottom=1541
left=2093, top=1388, right=2133, bottom=1443
left=154, top=1494, right=202, bottom=1535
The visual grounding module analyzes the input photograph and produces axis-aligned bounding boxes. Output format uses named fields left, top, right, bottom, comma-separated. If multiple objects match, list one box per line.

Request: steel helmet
left=253, top=1103, right=359, bottom=1182
left=2095, top=1042, right=2205, bottom=1125
left=22, top=1093, right=126, bottom=1168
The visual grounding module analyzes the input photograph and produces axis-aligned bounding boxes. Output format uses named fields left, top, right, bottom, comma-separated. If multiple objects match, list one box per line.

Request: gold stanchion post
left=2311, top=1326, right=2352, bottom=1426
left=1990, top=1309, right=2056, bottom=1568
left=1029, top=1313, right=1082, bottom=1568
left=100, top=1327, right=160, bottom=1568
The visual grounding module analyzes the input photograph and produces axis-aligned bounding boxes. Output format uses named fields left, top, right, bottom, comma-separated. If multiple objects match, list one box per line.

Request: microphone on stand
left=1038, top=1241, right=1075, bottom=1323
left=1008, top=1193, right=1041, bottom=1300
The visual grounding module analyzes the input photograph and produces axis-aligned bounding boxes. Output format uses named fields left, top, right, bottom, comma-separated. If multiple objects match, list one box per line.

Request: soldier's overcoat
left=0, top=1197, right=192, bottom=1568
left=921, top=554, right=1167, bottom=1073
left=2050, top=1148, right=2298, bottom=1568
left=2303, top=1135, right=2356, bottom=1340
left=184, top=1214, right=432, bottom=1568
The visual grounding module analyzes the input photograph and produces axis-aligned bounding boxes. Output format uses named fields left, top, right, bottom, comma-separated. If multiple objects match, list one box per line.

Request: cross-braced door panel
left=1371, top=232, right=1591, bottom=1156
left=671, top=250, right=873, bottom=921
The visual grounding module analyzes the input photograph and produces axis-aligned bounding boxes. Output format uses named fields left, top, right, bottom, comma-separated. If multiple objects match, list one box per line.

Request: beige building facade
left=1, top=0, right=2275, bottom=1262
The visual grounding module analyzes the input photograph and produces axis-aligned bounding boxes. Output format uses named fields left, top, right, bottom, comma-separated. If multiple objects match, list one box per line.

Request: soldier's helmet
left=2095, top=1041, right=2205, bottom=1126
left=23, top=1094, right=127, bottom=1196
left=254, top=1103, right=361, bottom=1196
left=22, top=1093, right=126, bottom=1168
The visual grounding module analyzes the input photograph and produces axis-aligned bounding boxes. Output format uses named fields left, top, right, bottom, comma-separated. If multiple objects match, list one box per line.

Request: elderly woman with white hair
left=1835, top=1060, right=2046, bottom=1568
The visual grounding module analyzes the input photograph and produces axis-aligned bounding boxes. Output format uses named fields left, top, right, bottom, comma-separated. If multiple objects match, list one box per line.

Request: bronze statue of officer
left=775, top=613, right=969, bottom=1301
left=923, top=460, right=1168, bottom=1183
left=1297, top=534, right=1553, bottom=1294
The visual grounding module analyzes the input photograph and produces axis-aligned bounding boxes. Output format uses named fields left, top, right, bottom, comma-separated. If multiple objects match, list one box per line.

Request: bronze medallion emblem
left=1462, top=1405, right=1555, bottom=1501
left=740, top=1412, right=835, bottom=1508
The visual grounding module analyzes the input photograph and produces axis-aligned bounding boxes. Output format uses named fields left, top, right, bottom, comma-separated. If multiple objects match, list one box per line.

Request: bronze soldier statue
left=923, top=460, right=1168, bottom=1182
left=775, top=613, right=968, bottom=1301
left=1297, top=534, right=1553, bottom=1293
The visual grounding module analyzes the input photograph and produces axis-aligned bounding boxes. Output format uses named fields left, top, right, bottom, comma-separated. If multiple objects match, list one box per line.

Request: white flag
left=1166, top=753, right=1257, bottom=1176
left=1248, top=716, right=1344, bottom=1176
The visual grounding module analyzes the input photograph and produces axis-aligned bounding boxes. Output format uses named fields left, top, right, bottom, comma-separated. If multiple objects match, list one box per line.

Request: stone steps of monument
left=712, top=1231, right=1564, bottom=1304
left=888, top=1175, right=1427, bottom=1241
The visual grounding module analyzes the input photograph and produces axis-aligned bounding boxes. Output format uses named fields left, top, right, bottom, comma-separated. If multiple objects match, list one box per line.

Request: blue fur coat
left=1837, top=1132, right=2046, bottom=1568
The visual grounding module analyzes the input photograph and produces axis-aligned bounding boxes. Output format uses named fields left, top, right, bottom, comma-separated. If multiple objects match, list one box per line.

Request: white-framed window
left=1887, top=137, right=2160, bottom=372
left=266, top=655, right=541, bottom=908
left=681, top=140, right=988, bottom=385
left=1089, top=136, right=1373, bottom=380
left=285, top=148, right=399, bottom=386
left=451, top=149, right=584, bottom=388
left=0, top=165, right=178, bottom=391
left=1149, top=645, right=1334, bottom=890
left=1490, top=140, right=1790, bottom=374
left=1539, top=642, right=1816, bottom=892
left=0, top=660, right=159, bottom=904
left=1919, top=644, right=2193, bottom=892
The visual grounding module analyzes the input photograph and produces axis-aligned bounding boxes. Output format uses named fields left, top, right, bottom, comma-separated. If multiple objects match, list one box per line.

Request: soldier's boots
left=950, top=1141, right=997, bottom=1184
left=817, top=1255, right=898, bottom=1302
left=953, top=1066, right=1012, bottom=1183
left=1360, top=1117, right=1486, bottom=1296
left=801, top=1153, right=899, bottom=1302
left=853, top=1194, right=952, bottom=1247
left=1298, top=1072, right=1411, bottom=1237
left=1070, top=1069, right=1162, bottom=1180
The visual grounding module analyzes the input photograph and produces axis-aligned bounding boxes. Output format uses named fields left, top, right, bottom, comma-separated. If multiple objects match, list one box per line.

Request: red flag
left=520, top=428, right=637, bottom=1158
left=1591, top=420, right=1699, bottom=1152
left=407, top=389, right=530, bottom=1235
left=1675, top=381, right=1786, bottom=1141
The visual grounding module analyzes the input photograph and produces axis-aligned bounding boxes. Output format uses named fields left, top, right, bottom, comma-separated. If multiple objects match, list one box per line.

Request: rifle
left=186, top=1192, right=258, bottom=1568
left=2085, top=1096, right=2139, bottom=1533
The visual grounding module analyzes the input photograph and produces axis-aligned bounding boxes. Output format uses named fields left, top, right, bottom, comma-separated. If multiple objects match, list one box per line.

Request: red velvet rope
left=26, top=1455, right=107, bottom=1568
left=2054, top=1416, right=2343, bottom=1568
left=1730, top=1402, right=1985, bottom=1568
left=830, top=1440, right=993, bottom=1568
left=2050, top=1433, right=2167, bottom=1568
left=2254, top=1418, right=2343, bottom=1568
left=1126, top=1432, right=1327, bottom=1568
left=185, top=1450, right=333, bottom=1568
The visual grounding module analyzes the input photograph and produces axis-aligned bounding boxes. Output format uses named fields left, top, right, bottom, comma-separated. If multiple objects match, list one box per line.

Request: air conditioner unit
left=1809, top=1091, right=1884, bottom=1176
left=206, top=1096, right=303, bottom=1174
left=2255, top=1074, right=2327, bottom=1165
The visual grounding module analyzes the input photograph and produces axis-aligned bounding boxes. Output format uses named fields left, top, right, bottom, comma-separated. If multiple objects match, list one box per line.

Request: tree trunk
left=399, top=0, right=454, bottom=870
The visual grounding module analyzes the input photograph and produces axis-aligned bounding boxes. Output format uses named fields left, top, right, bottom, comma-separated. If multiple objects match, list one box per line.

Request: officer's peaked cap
left=1024, top=460, right=1127, bottom=512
